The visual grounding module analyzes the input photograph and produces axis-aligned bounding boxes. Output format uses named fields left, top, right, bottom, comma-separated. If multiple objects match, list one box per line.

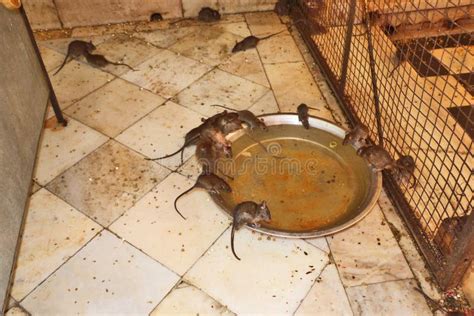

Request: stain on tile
left=22, top=231, right=179, bottom=315
left=169, top=25, right=242, bottom=66
left=10, top=189, right=100, bottom=301
left=33, top=117, right=108, bottom=185
left=133, top=27, right=199, bottom=48
left=151, top=281, right=235, bottom=315
left=122, top=49, right=212, bottom=98
left=346, top=279, right=432, bottom=316
left=257, top=31, right=303, bottom=64
left=65, top=78, right=165, bottom=137
left=47, top=140, right=170, bottom=226
left=173, top=69, right=269, bottom=116
left=116, top=101, right=203, bottom=170
left=110, top=172, right=230, bottom=275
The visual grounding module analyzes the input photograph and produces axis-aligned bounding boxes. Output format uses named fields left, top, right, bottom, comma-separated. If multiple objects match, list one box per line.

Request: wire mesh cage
left=290, top=0, right=473, bottom=288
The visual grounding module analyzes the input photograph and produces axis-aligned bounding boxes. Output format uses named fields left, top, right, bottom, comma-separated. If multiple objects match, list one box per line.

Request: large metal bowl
left=212, top=113, right=382, bottom=238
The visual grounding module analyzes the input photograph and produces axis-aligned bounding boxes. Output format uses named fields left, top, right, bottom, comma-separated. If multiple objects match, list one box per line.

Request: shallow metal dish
left=212, top=113, right=382, bottom=238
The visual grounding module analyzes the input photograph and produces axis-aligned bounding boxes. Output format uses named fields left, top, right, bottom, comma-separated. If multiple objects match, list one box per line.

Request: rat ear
left=261, top=200, right=267, bottom=208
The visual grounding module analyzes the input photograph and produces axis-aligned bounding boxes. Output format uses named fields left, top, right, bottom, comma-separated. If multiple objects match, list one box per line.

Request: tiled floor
left=7, top=12, right=438, bottom=315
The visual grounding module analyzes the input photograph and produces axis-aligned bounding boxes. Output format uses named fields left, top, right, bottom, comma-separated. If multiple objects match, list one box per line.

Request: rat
left=174, top=173, right=232, bottom=219
left=231, top=201, right=271, bottom=260
left=343, top=123, right=370, bottom=149
left=211, top=105, right=267, bottom=131
left=231, top=30, right=285, bottom=53
left=146, top=111, right=238, bottom=164
left=297, top=103, right=313, bottom=129
left=54, top=40, right=96, bottom=75
left=395, top=155, right=417, bottom=188
left=171, top=7, right=220, bottom=25
left=85, top=53, right=135, bottom=71
left=196, top=140, right=233, bottom=179
left=150, top=13, right=163, bottom=21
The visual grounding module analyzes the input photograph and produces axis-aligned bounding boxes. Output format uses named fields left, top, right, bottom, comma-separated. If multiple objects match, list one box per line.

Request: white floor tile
left=110, top=172, right=230, bottom=275
left=46, top=140, right=170, bottom=226
left=185, top=228, right=329, bottom=315
left=65, top=78, right=165, bottom=137
left=346, top=279, right=432, bottom=316
left=116, top=101, right=203, bottom=170
left=173, top=68, right=269, bottom=116
left=121, top=49, right=212, bottom=98
left=11, top=189, right=100, bottom=301
left=22, top=231, right=179, bottom=315
left=219, top=48, right=270, bottom=87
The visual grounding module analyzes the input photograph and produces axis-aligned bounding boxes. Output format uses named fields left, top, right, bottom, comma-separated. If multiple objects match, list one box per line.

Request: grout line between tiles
left=301, top=238, right=329, bottom=254
left=245, top=15, right=283, bottom=113
left=344, top=276, right=419, bottom=290
left=291, top=259, right=332, bottom=316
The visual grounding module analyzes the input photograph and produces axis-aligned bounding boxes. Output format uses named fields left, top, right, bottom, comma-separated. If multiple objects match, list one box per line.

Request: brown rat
left=231, top=31, right=285, bottom=53
left=85, top=53, right=135, bottom=71
left=54, top=40, right=96, bottom=75
left=357, top=145, right=397, bottom=171
left=395, top=155, right=417, bottom=188
left=146, top=111, right=238, bottom=164
left=297, top=103, right=310, bottom=129
left=171, top=7, right=220, bottom=25
left=343, top=123, right=370, bottom=149
left=150, top=13, right=163, bottom=21
left=211, top=105, right=267, bottom=131
left=196, top=140, right=233, bottom=179
left=174, top=173, right=232, bottom=219
left=231, top=201, right=271, bottom=260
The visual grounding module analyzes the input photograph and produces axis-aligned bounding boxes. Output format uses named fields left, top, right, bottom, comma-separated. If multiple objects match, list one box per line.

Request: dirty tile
left=305, top=237, right=329, bottom=253
left=116, top=101, right=203, bottom=170
left=23, top=0, right=61, bottom=30
left=377, top=190, right=441, bottom=300
left=111, top=172, right=230, bottom=275
left=264, top=62, right=326, bottom=113
left=151, top=281, right=235, bottom=315
left=220, top=21, right=251, bottom=37
left=49, top=60, right=114, bottom=108
left=219, top=48, right=269, bottom=87
left=93, top=34, right=163, bottom=76
left=328, top=206, right=413, bottom=287
left=185, top=229, right=329, bottom=315
left=39, top=46, right=65, bottom=72
left=173, top=69, right=269, bottom=116
left=219, top=0, right=277, bottom=14
left=10, top=189, right=100, bottom=301
left=245, top=11, right=286, bottom=36
left=7, top=297, right=16, bottom=309
left=47, top=140, right=170, bottom=226
left=65, top=78, right=165, bottom=137
left=247, top=91, right=280, bottom=114
left=182, top=0, right=218, bottom=17
left=257, top=31, right=303, bottom=64
left=133, top=27, right=198, bottom=48
left=346, top=279, right=432, bottom=316
left=169, top=25, right=242, bottom=66
left=122, top=49, right=212, bottom=98
left=295, top=264, right=352, bottom=316
left=431, top=46, right=473, bottom=74
left=22, top=231, right=179, bottom=315
left=5, top=306, right=29, bottom=316
left=33, top=117, right=108, bottom=185
left=40, top=36, right=111, bottom=54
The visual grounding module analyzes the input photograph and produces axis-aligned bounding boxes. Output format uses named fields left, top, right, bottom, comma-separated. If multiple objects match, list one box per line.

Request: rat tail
left=145, top=133, right=200, bottom=161
left=230, top=219, right=241, bottom=261
left=174, top=186, right=195, bottom=220
left=210, top=104, right=237, bottom=111
left=53, top=52, right=70, bottom=76
left=260, top=30, right=285, bottom=40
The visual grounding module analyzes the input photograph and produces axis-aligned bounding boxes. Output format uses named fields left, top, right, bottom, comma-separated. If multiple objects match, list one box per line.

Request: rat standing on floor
left=231, top=201, right=271, bottom=260
left=231, top=30, right=285, bottom=53
left=174, top=173, right=231, bottom=219
left=54, top=40, right=96, bottom=75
